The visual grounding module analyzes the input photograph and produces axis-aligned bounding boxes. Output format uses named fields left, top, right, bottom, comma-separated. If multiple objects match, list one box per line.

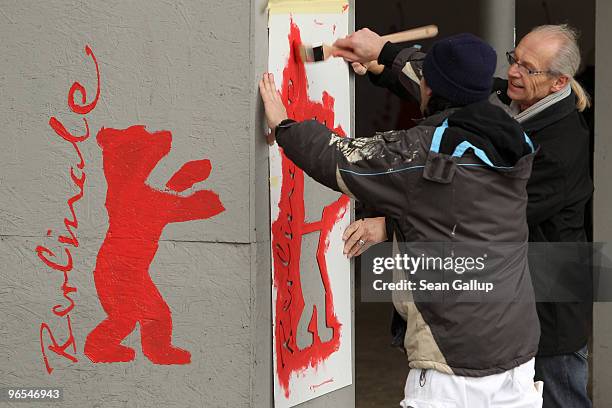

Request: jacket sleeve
left=526, top=151, right=566, bottom=226
left=276, top=120, right=426, bottom=219
left=367, top=42, right=425, bottom=104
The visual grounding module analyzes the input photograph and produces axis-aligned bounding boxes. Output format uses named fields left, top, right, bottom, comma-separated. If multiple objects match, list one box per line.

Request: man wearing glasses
left=499, top=25, right=593, bottom=408
left=337, top=24, right=593, bottom=408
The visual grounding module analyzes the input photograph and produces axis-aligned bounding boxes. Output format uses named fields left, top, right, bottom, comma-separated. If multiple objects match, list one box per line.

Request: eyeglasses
left=505, top=51, right=555, bottom=76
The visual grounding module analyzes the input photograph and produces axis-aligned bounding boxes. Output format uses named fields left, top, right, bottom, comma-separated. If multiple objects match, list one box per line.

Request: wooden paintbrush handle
left=349, top=25, right=437, bottom=73
left=382, top=25, right=438, bottom=43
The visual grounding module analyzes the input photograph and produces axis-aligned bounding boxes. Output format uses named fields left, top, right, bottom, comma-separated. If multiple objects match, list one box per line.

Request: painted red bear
left=85, top=125, right=224, bottom=364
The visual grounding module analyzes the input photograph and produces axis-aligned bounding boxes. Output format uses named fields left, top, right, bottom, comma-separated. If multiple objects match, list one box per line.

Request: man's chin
left=506, top=86, right=522, bottom=102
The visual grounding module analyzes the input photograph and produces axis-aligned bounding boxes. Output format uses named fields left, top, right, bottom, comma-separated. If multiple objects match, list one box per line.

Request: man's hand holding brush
left=331, top=25, right=437, bottom=75
left=332, top=28, right=387, bottom=63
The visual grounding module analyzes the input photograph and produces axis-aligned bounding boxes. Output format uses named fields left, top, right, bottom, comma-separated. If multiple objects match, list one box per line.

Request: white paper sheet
left=268, top=9, right=353, bottom=408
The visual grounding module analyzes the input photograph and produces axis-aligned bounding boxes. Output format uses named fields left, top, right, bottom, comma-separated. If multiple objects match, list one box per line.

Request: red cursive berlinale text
left=36, top=45, right=100, bottom=374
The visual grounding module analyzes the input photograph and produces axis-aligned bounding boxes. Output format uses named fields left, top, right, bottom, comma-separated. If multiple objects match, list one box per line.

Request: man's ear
left=422, top=79, right=433, bottom=97
left=550, top=74, right=570, bottom=93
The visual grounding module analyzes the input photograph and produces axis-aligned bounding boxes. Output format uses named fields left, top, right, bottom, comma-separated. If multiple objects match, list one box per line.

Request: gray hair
left=530, top=24, right=591, bottom=111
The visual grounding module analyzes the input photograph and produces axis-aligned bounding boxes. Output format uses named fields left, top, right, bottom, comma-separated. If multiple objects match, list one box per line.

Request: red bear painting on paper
left=272, top=20, right=350, bottom=397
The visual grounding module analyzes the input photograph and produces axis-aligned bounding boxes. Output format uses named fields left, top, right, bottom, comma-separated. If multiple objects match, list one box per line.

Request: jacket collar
left=418, top=107, right=461, bottom=127
left=519, top=92, right=577, bottom=133
left=493, top=79, right=577, bottom=133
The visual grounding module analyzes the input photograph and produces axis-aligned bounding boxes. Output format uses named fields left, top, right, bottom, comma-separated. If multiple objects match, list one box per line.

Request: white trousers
left=399, top=359, right=543, bottom=408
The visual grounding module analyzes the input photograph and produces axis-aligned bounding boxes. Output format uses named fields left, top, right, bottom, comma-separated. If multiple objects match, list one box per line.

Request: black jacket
left=492, top=79, right=593, bottom=356
left=275, top=98, right=541, bottom=377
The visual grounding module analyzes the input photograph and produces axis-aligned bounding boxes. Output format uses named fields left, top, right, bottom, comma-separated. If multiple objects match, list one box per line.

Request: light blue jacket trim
left=339, top=165, right=425, bottom=177
left=430, top=119, right=535, bottom=169
left=452, top=141, right=503, bottom=168
left=339, top=163, right=491, bottom=177
left=451, top=132, right=534, bottom=169
left=340, top=122, right=535, bottom=177
left=524, top=133, right=535, bottom=152
left=430, top=119, right=449, bottom=153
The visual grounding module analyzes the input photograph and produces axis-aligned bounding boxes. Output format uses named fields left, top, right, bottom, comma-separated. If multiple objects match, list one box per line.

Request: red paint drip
left=272, top=19, right=350, bottom=397
left=84, top=125, right=224, bottom=365
left=310, top=377, right=334, bottom=391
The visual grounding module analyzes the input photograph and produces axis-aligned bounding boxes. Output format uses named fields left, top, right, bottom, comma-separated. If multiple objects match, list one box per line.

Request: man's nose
left=507, top=63, right=521, bottom=78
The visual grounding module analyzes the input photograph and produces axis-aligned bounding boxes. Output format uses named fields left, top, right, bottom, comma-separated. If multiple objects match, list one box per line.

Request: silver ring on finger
left=358, top=239, right=366, bottom=246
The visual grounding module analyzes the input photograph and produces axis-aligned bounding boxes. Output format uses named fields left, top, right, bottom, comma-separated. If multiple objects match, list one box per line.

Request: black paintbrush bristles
left=299, top=43, right=325, bottom=63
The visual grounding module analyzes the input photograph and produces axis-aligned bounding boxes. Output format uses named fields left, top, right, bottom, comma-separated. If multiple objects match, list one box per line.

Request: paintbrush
left=298, top=24, right=438, bottom=63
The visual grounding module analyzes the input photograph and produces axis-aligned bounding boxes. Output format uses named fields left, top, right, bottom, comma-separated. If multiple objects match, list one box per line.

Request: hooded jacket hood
left=439, top=100, right=534, bottom=168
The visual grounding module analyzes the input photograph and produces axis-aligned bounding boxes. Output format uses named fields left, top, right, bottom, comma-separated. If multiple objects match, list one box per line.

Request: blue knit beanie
left=423, top=33, right=497, bottom=105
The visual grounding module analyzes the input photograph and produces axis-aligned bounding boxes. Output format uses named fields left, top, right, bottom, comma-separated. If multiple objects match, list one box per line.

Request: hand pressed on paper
left=343, top=217, right=387, bottom=258
left=333, top=28, right=386, bottom=63
left=259, top=73, right=288, bottom=144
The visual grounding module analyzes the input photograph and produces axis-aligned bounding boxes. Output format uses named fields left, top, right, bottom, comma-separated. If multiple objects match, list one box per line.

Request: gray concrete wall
left=593, top=1, right=612, bottom=405
left=252, top=0, right=274, bottom=405
left=0, top=1, right=253, bottom=407
left=0, top=0, right=355, bottom=407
